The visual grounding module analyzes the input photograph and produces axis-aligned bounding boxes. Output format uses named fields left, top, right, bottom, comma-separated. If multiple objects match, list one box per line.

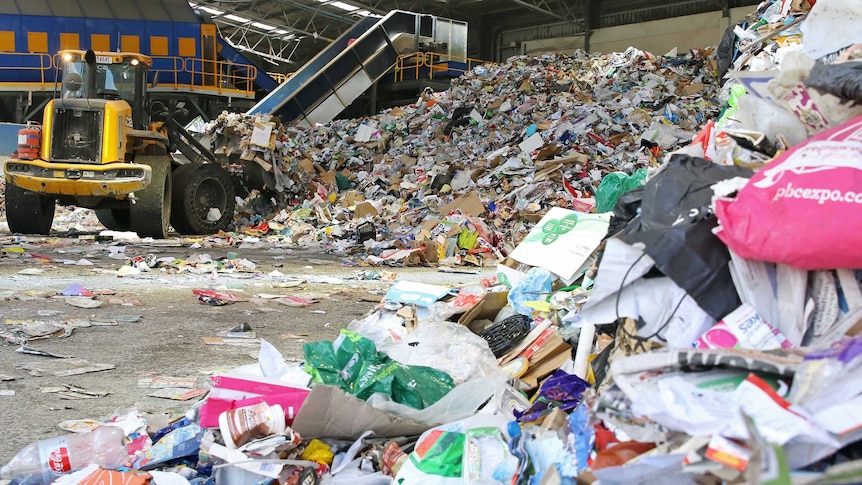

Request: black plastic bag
left=619, top=218, right=740, bottom=320
left=805, top=60, right=862, bottom=105
left=716, top=26, right=738, bottom=79
left=607, top=186, right=643, bottom=238
left=625, top=154, right=753, bottom=232
left=614, top=154, right=754, bottom=319
left=443, top=106, right=474, bottom=135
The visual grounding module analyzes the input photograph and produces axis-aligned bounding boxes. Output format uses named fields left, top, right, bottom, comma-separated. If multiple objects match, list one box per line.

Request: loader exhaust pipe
left=84, top=50, right=97, bottom=98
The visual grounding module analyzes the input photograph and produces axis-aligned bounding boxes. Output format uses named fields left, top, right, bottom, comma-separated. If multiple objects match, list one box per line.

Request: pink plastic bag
left=715, top=115, right=862, bottom=270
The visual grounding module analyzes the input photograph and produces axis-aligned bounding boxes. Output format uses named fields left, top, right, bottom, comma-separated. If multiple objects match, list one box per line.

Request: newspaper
left=610, top=347, right=805, bottom=379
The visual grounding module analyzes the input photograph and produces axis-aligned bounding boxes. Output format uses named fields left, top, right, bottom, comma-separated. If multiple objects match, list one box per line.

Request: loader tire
left=170, top=163, right=235, bottom=235
left=4, top=182, right=55, bottom=235
left=95, top=208, right=131, bottom=231
left=130, top=156, right=171, bottom=238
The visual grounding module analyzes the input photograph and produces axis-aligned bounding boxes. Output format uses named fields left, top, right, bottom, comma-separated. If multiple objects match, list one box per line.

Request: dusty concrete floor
left=0, top=230, right=495, bottom=465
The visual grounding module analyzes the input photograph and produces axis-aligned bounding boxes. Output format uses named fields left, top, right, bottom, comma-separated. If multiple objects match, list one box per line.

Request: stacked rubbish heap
left=4, top=0, right=862, bottom=483
left=195, top=44, right=721, bottom=267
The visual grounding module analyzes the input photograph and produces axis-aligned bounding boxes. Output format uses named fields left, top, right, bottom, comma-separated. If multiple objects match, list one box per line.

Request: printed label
left=37, top=436, right=71, bottom=476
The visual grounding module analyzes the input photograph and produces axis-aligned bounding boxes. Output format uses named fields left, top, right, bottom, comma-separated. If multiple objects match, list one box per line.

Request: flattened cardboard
left=419, top=218, right=442, bottom=237
left=291, top=384, right=430, bottom=439
left=509, top=208, right=610, bottom=282
left=400, top=239, right=440, bottom=265
left=519, top=334, right=573, bottom=390
left=343, top=190, right=365, bottom=207
left=299, top=158, right=315, bottom=174
left=354, top=202, right=379, bottom=219
left=534, top=152, right=589, bottom=169
left=438, top=191, right=485, bottom=218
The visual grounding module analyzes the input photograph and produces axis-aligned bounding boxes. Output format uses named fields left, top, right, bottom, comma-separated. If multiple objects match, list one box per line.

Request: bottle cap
left=268, top=404, right=286, bottom=435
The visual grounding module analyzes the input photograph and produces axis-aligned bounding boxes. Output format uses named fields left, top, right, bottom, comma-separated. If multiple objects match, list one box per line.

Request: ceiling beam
left=506, top=0, right=580, bottom=22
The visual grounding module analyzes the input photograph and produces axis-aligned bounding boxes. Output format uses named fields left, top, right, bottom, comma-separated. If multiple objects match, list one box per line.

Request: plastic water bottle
left=0, top=426, right=128, bottom=484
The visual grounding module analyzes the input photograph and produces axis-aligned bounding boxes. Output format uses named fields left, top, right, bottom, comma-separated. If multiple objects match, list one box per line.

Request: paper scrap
left=19, top=358, right=115, bottom=377
left=147, top=387, right=207, bottom=401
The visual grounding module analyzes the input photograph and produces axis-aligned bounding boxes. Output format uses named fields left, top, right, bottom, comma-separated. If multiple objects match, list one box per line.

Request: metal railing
left=0, top=52, right=257, bottom=97
left=0, top=52, right=54, bottom=89
left=394, top=52, right=493, bottom=82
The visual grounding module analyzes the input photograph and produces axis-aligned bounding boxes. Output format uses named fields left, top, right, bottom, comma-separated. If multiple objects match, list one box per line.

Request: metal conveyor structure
left=248, top=10, right=467, bottom=126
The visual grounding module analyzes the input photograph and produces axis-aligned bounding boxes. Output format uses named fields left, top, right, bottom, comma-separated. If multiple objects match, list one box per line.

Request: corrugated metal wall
left=0, top=0, right=198, bottom=22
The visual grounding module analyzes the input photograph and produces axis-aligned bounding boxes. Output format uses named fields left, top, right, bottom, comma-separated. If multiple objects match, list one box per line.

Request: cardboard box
left=199, top=373, right=311, bottom=428
left=291, top=384, right=431, bottom=439
left=458, top=290, right=509, bottom=333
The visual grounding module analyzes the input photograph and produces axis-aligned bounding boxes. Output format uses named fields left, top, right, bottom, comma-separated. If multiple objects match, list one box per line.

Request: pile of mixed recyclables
left=5, top=0, right=862, bottom=483
left=191, top=38, right=721, bottom=268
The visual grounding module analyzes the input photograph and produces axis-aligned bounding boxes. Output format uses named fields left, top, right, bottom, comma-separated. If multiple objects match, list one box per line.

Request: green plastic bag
left=335, top=172, right=352, bottom=191
left=595, top=169, right=647, bottom=213
left=303, top=329, right=456, bottom=409
left=717, top=84, right=748, bottom=128
left=409, top=430, right=465, bottom=477
left=457, top=230, right=479, bottom=250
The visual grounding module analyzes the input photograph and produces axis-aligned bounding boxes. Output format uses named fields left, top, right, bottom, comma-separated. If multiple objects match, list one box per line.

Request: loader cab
left=58, top=49, right=151, bottom=130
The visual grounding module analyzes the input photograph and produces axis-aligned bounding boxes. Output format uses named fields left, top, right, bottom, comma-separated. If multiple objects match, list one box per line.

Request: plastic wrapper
left=366, top=376, right=503, bottom=426
left=733, top=93, right=809, bottom=146
left=567, top=404, right=594, bottom=474
left=133, top=423, right=204, bottom=471
left=595, top=169, right=648, bottom=213
left=393, top=414, right=511, bottom=485
left=303, top=329, right=455, bottom=410
left=377, top=321, right=501, bottom=384
left=716, top=84, right=747, bottom=128
left=346, top=310, right=408, bottom=347
left=767, top=50, right=862, bottom=137
left=507, top=267, right=555, bottom=316
left=789, top=334, right=862, bottom=414
left=462, top=427, right=516, bottom=484
left=516, top=369, right=590, bottom=423
left=301, top=439, right=334, bottom=465
left=426, top=286, right=487, bottom=323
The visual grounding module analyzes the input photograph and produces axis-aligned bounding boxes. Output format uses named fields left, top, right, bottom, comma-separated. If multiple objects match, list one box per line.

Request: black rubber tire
left=130, top=155, right=171, bottom=238
left=94, top=208, right=131, bottom=231
left=4, top=182, right=55, bottom=235
left=170, top=163, right=235, bottom=235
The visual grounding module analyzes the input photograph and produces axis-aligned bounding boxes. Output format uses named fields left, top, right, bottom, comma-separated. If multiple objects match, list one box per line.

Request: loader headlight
left=116, top=169, right=144, bottom=178
left=6, top=163, right=30, bottom=173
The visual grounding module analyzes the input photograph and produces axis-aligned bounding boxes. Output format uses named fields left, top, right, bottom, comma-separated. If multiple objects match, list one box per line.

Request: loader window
left=98, top=63, right=137, bottom=102
left=61, top=62, right=85, bottom=98
left=60, top=59, right=139, bottom=103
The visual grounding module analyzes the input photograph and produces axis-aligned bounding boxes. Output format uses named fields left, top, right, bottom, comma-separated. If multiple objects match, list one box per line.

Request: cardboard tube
left=573, top=321, right=596, bottom=380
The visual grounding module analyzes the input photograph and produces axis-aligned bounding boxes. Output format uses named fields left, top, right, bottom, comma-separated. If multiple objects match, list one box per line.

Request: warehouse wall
left=519, top=6, right=752, bottom=58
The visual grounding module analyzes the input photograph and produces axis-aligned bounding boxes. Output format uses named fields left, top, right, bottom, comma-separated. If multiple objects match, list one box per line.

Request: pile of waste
left=3, top=0, right=862, bottom=483
left=187, top=42, right=722, bottom=267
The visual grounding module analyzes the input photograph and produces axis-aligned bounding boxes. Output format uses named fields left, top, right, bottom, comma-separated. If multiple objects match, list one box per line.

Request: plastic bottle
left=0, top=426, right=128, bottom=484
left=219, top=402, right=286, bottom=449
